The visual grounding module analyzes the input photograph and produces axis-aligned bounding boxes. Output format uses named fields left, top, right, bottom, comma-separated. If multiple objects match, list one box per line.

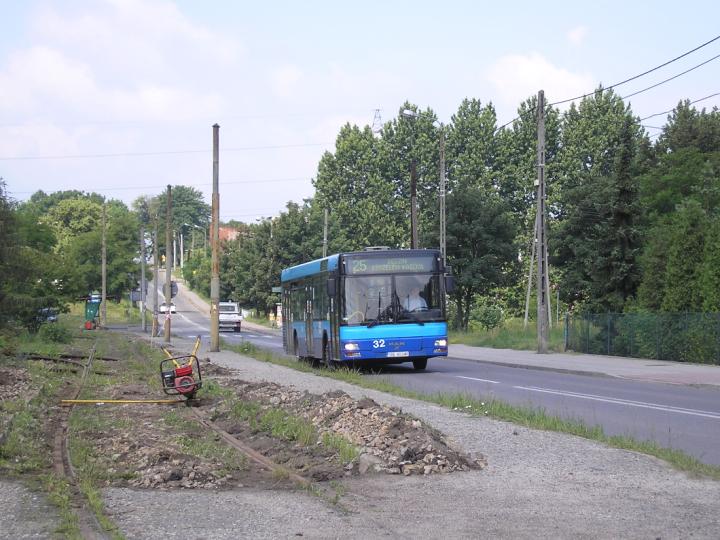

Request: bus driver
left=404, top=285, right=427, bottom=311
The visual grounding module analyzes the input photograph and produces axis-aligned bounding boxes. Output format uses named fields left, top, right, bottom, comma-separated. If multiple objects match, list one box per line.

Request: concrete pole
left=210, top=124, right=220, bottom=352
left=180, top=231, right=184, bottom=269
left=535, top=90, right=549, bottom=353
left=164, top=185, right=172, bottom=344
left=524, top=211, right=539, bottom=329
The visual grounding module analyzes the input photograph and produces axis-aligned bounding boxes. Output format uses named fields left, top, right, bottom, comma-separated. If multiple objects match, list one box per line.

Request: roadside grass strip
left=225, top=340, right=720, bottom=480
left=450, top=317, right=566, bottom=352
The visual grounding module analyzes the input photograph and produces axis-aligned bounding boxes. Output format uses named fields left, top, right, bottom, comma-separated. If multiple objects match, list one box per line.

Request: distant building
left=219, top=226, right=239, bottom=242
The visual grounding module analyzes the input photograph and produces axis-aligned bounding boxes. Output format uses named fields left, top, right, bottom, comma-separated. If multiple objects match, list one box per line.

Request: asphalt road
left=155, top=282, right=720, bottom=466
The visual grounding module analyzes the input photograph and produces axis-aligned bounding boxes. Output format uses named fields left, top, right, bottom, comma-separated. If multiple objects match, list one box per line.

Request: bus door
left=305, top=285, right=313, bottom=356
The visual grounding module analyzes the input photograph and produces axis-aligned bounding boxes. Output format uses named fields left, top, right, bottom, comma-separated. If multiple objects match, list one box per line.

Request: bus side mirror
left=327, top=278, right=336, bottom=296
left=445, top=275, right=455, bottom=294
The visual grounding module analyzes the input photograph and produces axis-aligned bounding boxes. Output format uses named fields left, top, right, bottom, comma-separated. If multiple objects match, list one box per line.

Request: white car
left=159, top=302, right=176, bottom=314
left=219, top=301, right=243, bottom=332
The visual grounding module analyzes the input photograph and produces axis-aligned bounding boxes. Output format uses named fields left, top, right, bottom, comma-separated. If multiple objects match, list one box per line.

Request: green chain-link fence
left=565, top=312, right=720, bottom=365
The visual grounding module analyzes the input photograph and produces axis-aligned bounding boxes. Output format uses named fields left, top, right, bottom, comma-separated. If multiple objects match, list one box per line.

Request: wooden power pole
left=164, top=185, right=172, bottom=344
left=535, top=90, right=549, bottom=353
left=140, top=225, right=147, bottom=333
left=439, top=125, right=446, bottom=260
left=101, top=201, right=107, bottom=328
left=210, top=124, right=220, bottom=352
left=410, top=160, right=418, bottom=249
left=322, top=208, right=328, bottom=258
left=152, top=216, right=159, bottom=337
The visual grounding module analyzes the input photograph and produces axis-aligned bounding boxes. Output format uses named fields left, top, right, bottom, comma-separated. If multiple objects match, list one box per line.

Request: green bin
left=84, top=300, right=100, bottom=329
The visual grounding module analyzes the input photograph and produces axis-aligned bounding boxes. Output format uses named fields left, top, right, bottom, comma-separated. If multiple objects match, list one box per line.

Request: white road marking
left=175, top=312, right=207, bottom=331
left=456, top=376, right=500, bottom=384
left=512, top=385, right=720, bottom=420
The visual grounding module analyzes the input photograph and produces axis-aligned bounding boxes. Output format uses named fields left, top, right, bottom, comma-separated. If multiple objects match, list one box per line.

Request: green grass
left=43, top=474, right=82, bottom=539
left=163, top=410, right=248, bottom=474
left=224, top=340, right=720, bottom=481
left=450, top=317, right=566, bottom=352
left=229, top=397, right=318, bottom=446
left=322, top=433, right=360, bottom=464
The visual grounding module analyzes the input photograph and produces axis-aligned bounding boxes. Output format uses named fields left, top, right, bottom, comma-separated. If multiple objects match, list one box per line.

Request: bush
left=37, top=323, right=73, bottom=344
left=470, top=300, right=504, bottom=332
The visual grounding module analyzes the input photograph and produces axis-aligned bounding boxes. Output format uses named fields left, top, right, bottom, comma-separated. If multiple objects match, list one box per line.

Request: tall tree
left=552, top=88, right=643, bottom=310
left=446, top=187, right=517, bottom=330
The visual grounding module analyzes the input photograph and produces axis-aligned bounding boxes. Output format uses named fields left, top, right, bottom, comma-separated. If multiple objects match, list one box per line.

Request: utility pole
left=322, top=208, right=328, bottom=258
left=523, top=211, right=539, bottom=329
left=439, top=124, right=446, bottom=260
left=535, top=90, right=549, bottom=353
left=153, top=216, right=159, bottom=337
left=180, top=230, right=184, bottom=269
left=410, top=159, right=418, bottom=249
left=140, top=225, right=147, bottom=333
left=210, top=124, right=220, bottom=352
left=164, top=185, right=172, bottom=344
left=101, top=201, right=107, bottom=328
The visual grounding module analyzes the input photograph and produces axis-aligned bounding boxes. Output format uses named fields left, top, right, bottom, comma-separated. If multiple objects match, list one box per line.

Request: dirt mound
left=206, top=363, right=486, bottom=477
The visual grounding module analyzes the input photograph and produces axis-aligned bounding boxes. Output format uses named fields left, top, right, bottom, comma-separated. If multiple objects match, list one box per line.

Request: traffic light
left=170, top=280, right=178, bottom=298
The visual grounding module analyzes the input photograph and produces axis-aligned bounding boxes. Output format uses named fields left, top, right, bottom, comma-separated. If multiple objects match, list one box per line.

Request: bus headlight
left=344, top=343, right=359, bottom=352
left=434, top=339, right=447, bottom=348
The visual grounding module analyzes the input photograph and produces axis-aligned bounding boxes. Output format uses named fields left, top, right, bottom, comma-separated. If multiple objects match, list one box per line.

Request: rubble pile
left=220, top=379, right=486, bottom=476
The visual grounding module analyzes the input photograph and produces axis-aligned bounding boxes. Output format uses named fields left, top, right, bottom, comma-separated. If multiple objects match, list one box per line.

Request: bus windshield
left=342, top=273, right=443, bottom=326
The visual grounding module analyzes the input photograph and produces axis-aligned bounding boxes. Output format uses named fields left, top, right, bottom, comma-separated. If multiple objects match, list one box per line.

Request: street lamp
left=400, top=109, right=419, bottom=248
left=184, top=223, right=208, bottom=255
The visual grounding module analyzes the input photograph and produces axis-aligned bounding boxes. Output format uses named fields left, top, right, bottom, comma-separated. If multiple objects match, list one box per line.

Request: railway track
left=186, top=406, right=312, bottom=488
left=53, top=343, right=111, bottom=540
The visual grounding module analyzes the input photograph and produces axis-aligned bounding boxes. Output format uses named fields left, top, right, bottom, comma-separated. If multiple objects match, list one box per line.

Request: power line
left=620, top=53, right=720, bottom=101
left=640, top=91, right=720, bottom=121
left=550, top=34, right=720, bottom=106
left=0, top=143, right=330, bottom=161
left=495, top=34, right=720, bottom=131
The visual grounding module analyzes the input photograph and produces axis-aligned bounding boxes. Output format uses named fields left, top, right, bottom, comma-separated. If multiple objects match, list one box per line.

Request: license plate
left=387, top=351, right=409, bottom=358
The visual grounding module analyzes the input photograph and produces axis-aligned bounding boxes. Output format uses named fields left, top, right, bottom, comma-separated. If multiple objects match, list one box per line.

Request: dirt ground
left=0, top=339, right=484, bottom=496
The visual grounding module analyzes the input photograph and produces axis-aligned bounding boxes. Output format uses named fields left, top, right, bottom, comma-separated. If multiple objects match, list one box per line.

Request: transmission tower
left=371, top=109, right=383, bottom=136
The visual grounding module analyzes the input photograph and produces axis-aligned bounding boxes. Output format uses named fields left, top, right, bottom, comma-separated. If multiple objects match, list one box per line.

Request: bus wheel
left=412, top=358, right=428, bottom=371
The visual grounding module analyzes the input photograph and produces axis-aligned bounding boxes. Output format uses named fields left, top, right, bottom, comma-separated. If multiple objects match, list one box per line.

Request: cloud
left=567, top=26, right=589, bottom=46
left=269, top=65, right=303, bottom=98
left=486, top=53, right=594, bottom=109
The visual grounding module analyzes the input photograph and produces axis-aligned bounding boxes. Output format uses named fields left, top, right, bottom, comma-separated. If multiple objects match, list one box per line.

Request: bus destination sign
left=347, top=256, right=435, bottom=275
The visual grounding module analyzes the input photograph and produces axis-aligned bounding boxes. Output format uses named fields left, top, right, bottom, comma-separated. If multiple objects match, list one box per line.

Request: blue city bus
left=280, top=247, right=454, bottom=370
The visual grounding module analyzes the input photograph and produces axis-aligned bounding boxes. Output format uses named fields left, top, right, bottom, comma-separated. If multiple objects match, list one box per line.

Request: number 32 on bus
left=280, top=248, right=454, bottom=371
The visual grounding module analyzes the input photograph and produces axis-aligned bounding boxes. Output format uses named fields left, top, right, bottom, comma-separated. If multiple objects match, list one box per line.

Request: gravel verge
left=103, top=335, right=720, bottom=539
left=0, top=480, right=61, bottom=539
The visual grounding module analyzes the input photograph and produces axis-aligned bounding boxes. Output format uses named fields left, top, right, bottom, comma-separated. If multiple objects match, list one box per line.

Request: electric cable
left=549, top=34, right=720, bottom=106
left=640, top=92, right=720, bottom=121
left=495, top=35, right=720, bottom=131
left=619, top=53, right=720, bottom=101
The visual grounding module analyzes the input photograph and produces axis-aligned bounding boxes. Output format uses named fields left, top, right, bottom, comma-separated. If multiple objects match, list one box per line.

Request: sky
left=1, top=0, right=719, bottom=223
